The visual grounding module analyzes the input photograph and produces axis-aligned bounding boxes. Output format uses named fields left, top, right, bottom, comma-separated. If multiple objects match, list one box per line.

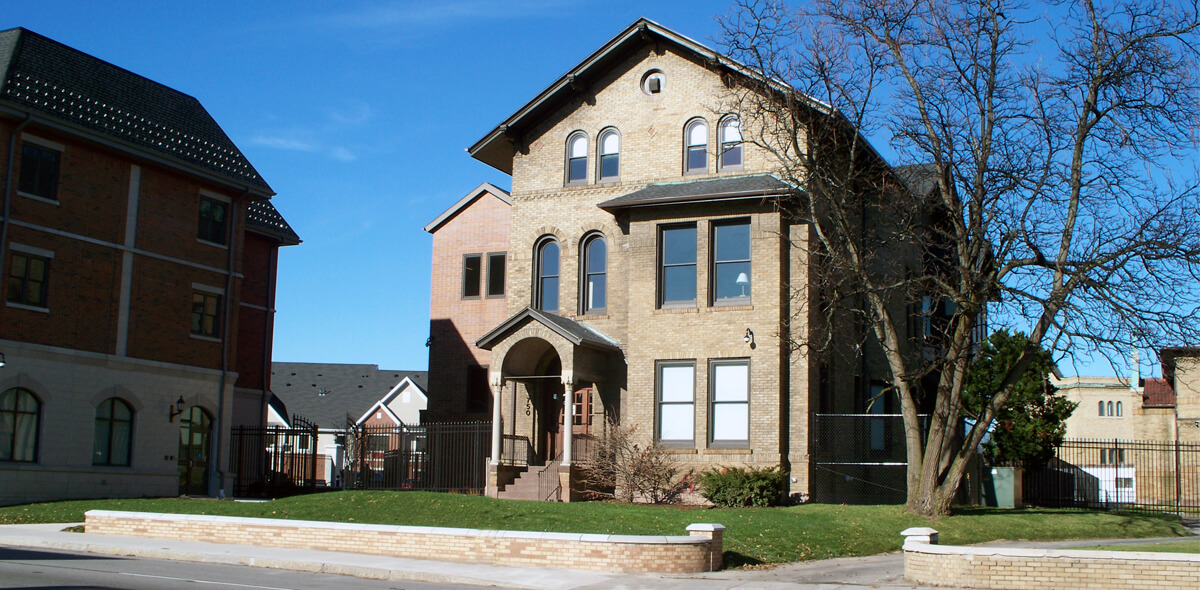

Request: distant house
left=270, top=362, right=427, bottom=486
left=0, top=28, right=298, bottom=505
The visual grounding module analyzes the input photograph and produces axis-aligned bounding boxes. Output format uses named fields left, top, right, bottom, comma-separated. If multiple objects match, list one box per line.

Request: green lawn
left=1080, top=539, right=1200, bottom=554
left=0, top=492, right=1188, bottom=567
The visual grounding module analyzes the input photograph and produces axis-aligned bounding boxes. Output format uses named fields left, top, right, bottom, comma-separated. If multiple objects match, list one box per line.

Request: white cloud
left=250, top=134, right=317, bottom=152
left=330, top=146, right=357, bottom=161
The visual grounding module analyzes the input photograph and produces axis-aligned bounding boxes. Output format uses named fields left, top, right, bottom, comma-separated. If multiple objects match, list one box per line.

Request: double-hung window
left=7, top=250, right=50, bottom=308
left=657, top=361, right=695, bottom=444
left=719, top=116, right=743, bottom=170
left=710, top=360, right=749, bottom=446
left=535, top=239, right=560, bottom=312
left=712, top=220, right=750, bottom=304
left=566, top=133, right=588, bottom=185
left=18, top=141, right=61, bottom=201
left=486, top=253, right=506, bottom=297
left=582, top=235, right=606, bottom=313
left=191, top=289, right=222, bottom=338
left=462, top=254, right=482, bottom=299
left=685, top=120, right=708, bottom=173
left=659, top=224, right=697, bottom=307
left=598, top=129, right=620, bottom=181
left=198, top=195, right=229, bottom=246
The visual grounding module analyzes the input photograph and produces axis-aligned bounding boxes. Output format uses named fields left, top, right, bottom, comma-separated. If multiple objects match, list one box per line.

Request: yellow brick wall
left=905, top=545, right=1200, bottom=589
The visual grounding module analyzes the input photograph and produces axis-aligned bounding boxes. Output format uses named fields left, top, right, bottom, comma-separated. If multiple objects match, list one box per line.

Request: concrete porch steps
left=497, top=462, right=559, bottom=501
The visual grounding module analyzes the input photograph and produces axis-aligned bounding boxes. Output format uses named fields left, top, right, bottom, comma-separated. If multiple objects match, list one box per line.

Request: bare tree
left=717, top=0, right=1200, bottom=516
left=575, top=421, right=692, bottom=504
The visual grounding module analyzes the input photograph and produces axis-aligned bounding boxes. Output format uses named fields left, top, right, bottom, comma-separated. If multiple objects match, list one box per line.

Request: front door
left=178, top=407, right=212, bottom=495
left=541, top=384, right=562, bottom=463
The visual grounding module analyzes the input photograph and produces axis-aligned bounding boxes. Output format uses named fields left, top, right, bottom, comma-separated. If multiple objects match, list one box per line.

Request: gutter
left=213, top=187, right=251, bottom=498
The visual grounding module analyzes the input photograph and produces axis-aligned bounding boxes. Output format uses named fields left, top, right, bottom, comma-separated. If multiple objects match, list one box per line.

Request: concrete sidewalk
left=0, top=522, right=1192, bottom=589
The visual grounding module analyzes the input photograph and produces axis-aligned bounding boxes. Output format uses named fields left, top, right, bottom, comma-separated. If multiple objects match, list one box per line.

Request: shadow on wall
left=427, top=319, right=489, bottom=419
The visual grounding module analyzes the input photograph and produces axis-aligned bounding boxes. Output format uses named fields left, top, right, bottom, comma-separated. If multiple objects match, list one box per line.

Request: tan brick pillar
left=686, top=523, right=726, bottom=571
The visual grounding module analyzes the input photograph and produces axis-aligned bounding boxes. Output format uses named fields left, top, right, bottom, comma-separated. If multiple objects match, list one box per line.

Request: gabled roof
left=246, top=200, right=301, bottom=245
left=423, top=182, right=511, bottom=233
left=271, top=362, right=427, bottom=429
left=597, top=174, right=794, bottom=210
left=354, top=376, right=428, bottom=426
left=476, top=307, right=620, bottom=351
left=468, top=18, right=793, bottom=175
left=0, top=27, right=272, bottom=195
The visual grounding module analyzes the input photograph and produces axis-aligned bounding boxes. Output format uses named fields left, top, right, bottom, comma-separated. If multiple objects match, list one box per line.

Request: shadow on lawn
left=723, top=551, right=763, bottom=568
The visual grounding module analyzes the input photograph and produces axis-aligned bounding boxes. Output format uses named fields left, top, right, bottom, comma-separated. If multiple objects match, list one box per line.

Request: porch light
left=169, top=396, right=186, bottom=422
left=744, top=328, right=754, bottom=344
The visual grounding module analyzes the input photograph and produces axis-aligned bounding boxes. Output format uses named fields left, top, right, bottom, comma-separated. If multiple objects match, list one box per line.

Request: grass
left=1080, top=539, right=1200, bottom=554
left=0, top=491, right=1189, bottom=567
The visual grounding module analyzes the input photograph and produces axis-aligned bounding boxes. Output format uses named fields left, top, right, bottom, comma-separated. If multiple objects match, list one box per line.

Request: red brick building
left=0, top=28, right=299, bottom=505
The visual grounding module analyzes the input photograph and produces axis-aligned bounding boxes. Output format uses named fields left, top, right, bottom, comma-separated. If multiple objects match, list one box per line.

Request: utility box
left=982, top=466, right=1023, bottom=508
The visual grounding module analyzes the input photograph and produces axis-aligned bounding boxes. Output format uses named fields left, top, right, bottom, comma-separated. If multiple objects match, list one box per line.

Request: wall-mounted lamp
left=168, top=396, right=186, bottom=422
left=0, top=352, right=6, bottom=368
left=743, top=328, right=754, bottom=345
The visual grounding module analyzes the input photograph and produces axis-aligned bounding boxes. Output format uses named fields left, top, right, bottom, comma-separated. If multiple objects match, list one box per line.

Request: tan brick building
left=0, top=28, right=298, bottom=505
left=426, top=19, right=905, bottom=501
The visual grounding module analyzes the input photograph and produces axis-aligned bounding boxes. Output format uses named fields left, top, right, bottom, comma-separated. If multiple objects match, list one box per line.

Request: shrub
left=575, top=421, right=691, bottom=504
left=697, top=465, right=788, bottom=507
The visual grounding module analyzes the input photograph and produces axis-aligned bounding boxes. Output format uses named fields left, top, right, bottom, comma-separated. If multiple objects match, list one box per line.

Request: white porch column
left=562, top=374, right=573, bottom=466
left=490, top=376, right=504, bottom=465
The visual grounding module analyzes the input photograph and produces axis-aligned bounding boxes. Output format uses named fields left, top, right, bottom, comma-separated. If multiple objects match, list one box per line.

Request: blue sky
left=5, top=1, right=1138, bottom=378
left=3, top=1, right=737, bottom=370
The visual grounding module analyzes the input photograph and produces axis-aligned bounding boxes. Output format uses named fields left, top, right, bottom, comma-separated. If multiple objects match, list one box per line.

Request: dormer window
left=719, top=116, right=743, bottom=171
left=685, top=119, right=708, bottom=174
left=567, top=132, right=588, bottom=185
left=598, top=129, right=620, bottom=181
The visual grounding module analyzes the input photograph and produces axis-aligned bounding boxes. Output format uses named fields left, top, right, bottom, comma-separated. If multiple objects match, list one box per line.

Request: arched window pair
left=534, top=234, right=607, bottom=314
left=685, top=116, right=742, bottom=174
left=1097, top=400, right=1123, bottom=417
left=566, top=129, right=620, bottom=185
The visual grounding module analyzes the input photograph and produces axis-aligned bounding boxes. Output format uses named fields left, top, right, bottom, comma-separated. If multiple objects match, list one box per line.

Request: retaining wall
left=83, top=510, right=724, bottom=573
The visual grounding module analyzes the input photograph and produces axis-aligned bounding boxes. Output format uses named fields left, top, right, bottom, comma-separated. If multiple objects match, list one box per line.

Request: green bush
left=697, top=465, right=787, bottom=507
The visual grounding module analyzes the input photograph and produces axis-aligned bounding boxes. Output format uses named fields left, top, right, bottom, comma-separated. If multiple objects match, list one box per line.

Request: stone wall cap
left=687, top=523, right=727, bottom=532
left=903, top=540, right=1200, bottom=563
left=900, top=527, right=938, bottom=536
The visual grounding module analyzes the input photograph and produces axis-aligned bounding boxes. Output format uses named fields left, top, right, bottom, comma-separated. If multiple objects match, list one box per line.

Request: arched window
left=719, top=116, right=743, bottom=170
left=535, top=238, right=560, bottom=312
left=598, top=129, right=620, bottom=181
left=685, top=119, right=708, bottom=173
left=1107, top=401, right=1114, bottom=416
left=1099, top=400, right=1105, bottom=416
left=582, top=234, right=607, bottom=314
left=566, top=132, right=588, bottom=185
left=1116, top=401, right=1123, bottom=417
left=94, top=398, right=133, bottom=466
left=0, top=388, right=40, bottom=462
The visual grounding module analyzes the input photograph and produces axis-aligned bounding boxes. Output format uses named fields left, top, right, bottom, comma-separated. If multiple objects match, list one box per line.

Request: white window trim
left=9, top=243, right=55, bottom=259
left=21, top=133, right=65, bottom=152
left=191, top=282, right=225, bottom=295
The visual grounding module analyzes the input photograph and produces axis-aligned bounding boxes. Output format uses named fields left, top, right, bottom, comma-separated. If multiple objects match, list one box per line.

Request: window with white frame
left=685, top=119, right=708, bottom=173
left=598, top=129, right=620, bottom=181
left=566, top=132, right=588, bottom=185
left=710, top=360, right=749, bottom=445
left=657, top=361, right=695, bottom=443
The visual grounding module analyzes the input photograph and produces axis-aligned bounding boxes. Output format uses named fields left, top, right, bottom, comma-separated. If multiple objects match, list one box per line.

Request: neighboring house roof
left=0, top=27, right=272, bottom=195
left=469, top=18, right=829, bottom=174
left=246, top=199, right=301, bottom=245
left=271, top=362, right=428, bottom=429
left=476, top=307, right=621, bottom=351
left=597, top=174, right=794, bottom=210
left=893, top=164, right=940, bottom=198
left=1143, top=378, right=1175, bottom=408
left=354, top=376, right=428, bottom=426
left=423, top=182, right=511, bottom=233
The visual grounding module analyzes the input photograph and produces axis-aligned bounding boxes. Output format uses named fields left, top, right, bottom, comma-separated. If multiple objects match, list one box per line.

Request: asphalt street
left=0, top=546, right=490, bottom=590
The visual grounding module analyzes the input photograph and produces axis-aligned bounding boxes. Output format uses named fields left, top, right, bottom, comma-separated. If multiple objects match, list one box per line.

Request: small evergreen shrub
left=697, top=465, right=787, bottom=507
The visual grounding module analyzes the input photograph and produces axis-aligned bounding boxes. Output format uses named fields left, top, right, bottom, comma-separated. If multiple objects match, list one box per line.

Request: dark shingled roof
left=476, top=307, right=620, bottom=351
left=0, top=27, right=271, bottom=193
left=1142, top=378, right=1175, bottom=408
left=271, top=363, right=427, bottom=429
left=598, top=174, right=794, bottom=210
left=894, top=164, right=939, bottom=197
left=247, top=200, right=301, bottom=245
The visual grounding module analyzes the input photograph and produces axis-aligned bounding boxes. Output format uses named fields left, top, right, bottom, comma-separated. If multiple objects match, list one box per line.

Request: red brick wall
left=234, top=232, right=279, bottom=391
left=426, top=191, right=511, bottom=418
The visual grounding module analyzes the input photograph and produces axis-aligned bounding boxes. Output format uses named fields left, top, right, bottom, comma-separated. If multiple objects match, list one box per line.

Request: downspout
left=2, top=114, right=34, bottom=292
left=260, top=242, right=277, bottom=428
left=214, top=188, right=251, bottom=498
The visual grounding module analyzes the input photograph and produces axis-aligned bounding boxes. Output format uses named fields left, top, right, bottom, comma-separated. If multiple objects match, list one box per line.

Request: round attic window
left=641, top=70, right=665, bottom=95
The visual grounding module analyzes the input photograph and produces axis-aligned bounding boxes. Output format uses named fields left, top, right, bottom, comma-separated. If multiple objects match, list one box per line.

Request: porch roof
left=597, top=173, right=795, bottom=210
left=475, top=307, right=621, bottom=352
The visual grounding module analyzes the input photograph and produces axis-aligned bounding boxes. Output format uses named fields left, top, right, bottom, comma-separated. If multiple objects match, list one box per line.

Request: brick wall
left=904, top=537, right=1200, bottom=589
left=426, top=189, right=511, bottom=418
left=85, top=510, right=725, bottom=573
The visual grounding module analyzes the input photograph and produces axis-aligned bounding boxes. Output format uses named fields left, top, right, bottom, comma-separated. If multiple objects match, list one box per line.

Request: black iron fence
left=230, top=415, right=320, bottom=498
left=812, top=413, right=931, bottom=504
left=1025, top=439, right=1200, bottom=513
left=344, top=420, right=491, bottom=494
